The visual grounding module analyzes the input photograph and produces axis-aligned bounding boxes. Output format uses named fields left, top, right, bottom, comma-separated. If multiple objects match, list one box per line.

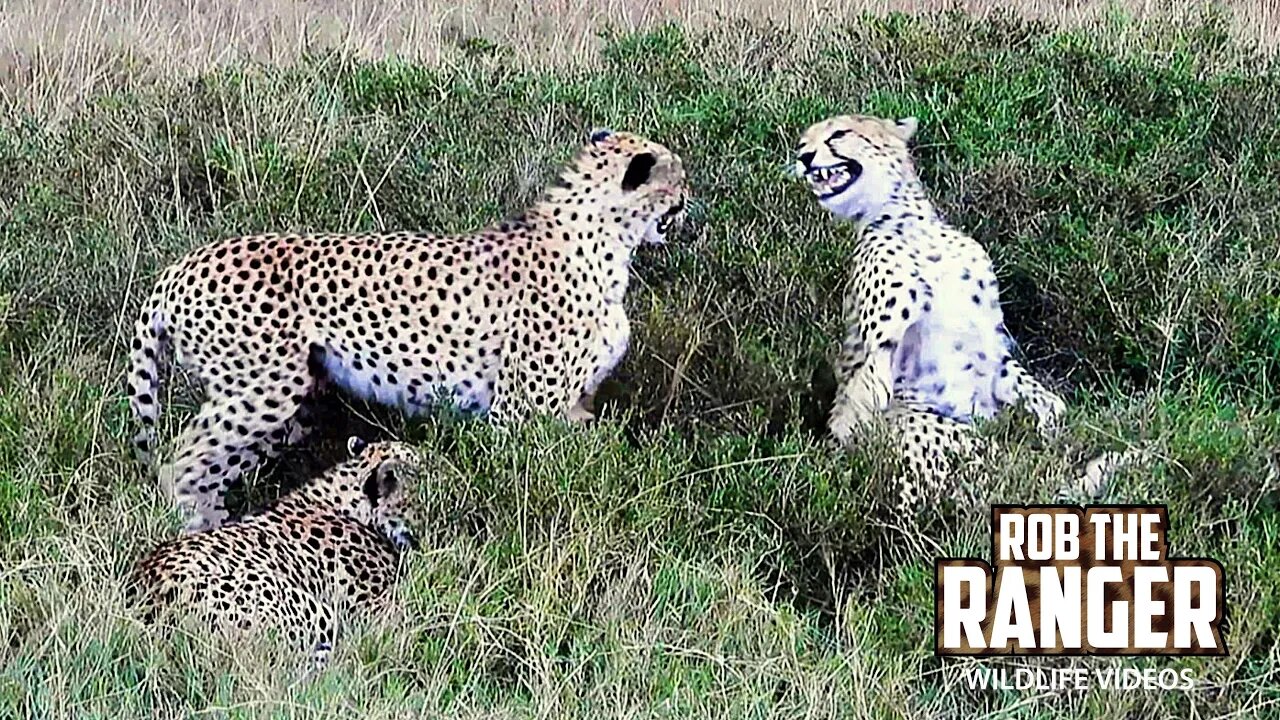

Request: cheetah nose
left=393, top=527, right=419, bottom=551
left=797, top=151, right=816, bottom=169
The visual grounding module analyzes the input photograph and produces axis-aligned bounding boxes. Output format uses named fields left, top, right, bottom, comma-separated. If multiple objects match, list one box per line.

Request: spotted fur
left=129, top=131, right=687, bottom=532
left=128, top=438, right=421, bottom=659
left=794, top=114, right=1066, bottom=505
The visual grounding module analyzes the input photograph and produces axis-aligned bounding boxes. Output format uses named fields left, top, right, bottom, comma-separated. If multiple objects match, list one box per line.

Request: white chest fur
left=588, top=302, right=631, bottom=394
left=586, top=238, right=635, bottom=393
left=889, top=222, right=1007, bottom=422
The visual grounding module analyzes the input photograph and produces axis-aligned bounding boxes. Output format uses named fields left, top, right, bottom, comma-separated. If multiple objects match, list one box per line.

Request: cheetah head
left=319, top=437, right=424, bottom=551
left=793, top=114, right=919, bottom=221
left=551, top=129, right=688, bottom=246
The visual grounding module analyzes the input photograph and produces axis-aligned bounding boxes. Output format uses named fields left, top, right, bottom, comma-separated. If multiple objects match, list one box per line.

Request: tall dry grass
left=1, top=0, right=1277, bottom=120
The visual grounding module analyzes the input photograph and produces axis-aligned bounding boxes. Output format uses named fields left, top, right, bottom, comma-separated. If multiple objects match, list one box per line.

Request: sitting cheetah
left=128, top=438, right=420, bottom=661
left=130, top=129, right=687, bottom=532
left=793, top=114, right=1066, bottom=504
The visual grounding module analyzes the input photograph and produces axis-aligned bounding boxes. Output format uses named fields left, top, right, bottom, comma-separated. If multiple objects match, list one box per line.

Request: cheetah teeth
left=805, top=167, right=852, bottom=193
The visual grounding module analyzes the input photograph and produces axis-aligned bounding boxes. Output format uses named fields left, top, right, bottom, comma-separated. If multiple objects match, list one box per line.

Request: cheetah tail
left=128, top=298, right=169, bottom=466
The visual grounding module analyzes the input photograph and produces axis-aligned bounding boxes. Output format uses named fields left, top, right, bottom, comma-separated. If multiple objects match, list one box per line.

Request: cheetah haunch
left=129, top=130, right=687, bottom=532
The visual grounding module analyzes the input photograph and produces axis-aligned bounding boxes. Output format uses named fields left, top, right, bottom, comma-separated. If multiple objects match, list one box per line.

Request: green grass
left=2, top=9, right=1279, bottom=718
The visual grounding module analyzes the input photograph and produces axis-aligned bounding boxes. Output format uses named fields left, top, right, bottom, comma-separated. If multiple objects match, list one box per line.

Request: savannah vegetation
left=0, top=1, right=1278, bottom=717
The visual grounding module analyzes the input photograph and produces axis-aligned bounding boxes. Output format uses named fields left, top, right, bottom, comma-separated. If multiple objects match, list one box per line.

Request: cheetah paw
left=1035, top=395, right=1068, bottom=437
left=1057, top=447, right=1149, bottom=502
left=180, top=509, right=227, bottom=535
left=828, top=415, right=856, bottom=448
left=566, top=401, right=596, bottom=423
left=828, top=405, right=874, bottom=448
left=310, top=642, right=333, bottom=672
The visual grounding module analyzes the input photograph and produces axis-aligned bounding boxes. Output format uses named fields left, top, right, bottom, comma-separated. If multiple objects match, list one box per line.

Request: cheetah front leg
left=829, top=281, right=928, bottom=446
left=491, top=314, right=603, bottom=424
left=489, top=343, right=577, bottom=424
left=564, top=303, right=628, bottom=424
left=305, top=604, right=339, bottom=672
left=994, top=356, right=1066, bottom=436
left=492, top=362, right=589, bottom=423
left=828, top=251, right=930, bottom=446
left=829, top=332, right=895, bottom=445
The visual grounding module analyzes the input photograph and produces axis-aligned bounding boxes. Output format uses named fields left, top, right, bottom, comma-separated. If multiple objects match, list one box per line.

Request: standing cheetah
left=130, top=130, right=687, bottom=532
left=793, top=114, right=1066, bottom=504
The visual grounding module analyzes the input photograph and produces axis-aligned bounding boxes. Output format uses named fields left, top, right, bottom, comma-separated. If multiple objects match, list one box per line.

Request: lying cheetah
left=130, top=130, right=687, bottom=532
left=793, top=114, right=1067, bottom=504
left=128, top=438, right=420, bottom=660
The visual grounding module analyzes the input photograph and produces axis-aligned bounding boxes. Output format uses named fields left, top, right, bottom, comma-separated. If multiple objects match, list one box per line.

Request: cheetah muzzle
left=803, top=160, right=863, bottom=198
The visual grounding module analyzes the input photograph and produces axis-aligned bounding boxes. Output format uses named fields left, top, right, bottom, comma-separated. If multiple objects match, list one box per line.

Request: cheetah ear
left=347, top=436, right=368, bottom=457
left=589, top=127, right=614, bottom=144
left=892, top=116, right=918, bottom=142
left=621, top=152, right=657, bottom=192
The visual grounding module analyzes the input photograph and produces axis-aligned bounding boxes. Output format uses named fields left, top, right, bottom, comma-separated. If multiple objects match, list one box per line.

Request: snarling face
left=793, top=114, right=919, bottom=220
left=555, top=129, right=689, bottom=245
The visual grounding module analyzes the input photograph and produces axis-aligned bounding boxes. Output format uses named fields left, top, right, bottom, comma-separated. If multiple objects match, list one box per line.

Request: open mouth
left=805, top=161, right=862, bottom=198
left=656, top=198, right=686, bottom=234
